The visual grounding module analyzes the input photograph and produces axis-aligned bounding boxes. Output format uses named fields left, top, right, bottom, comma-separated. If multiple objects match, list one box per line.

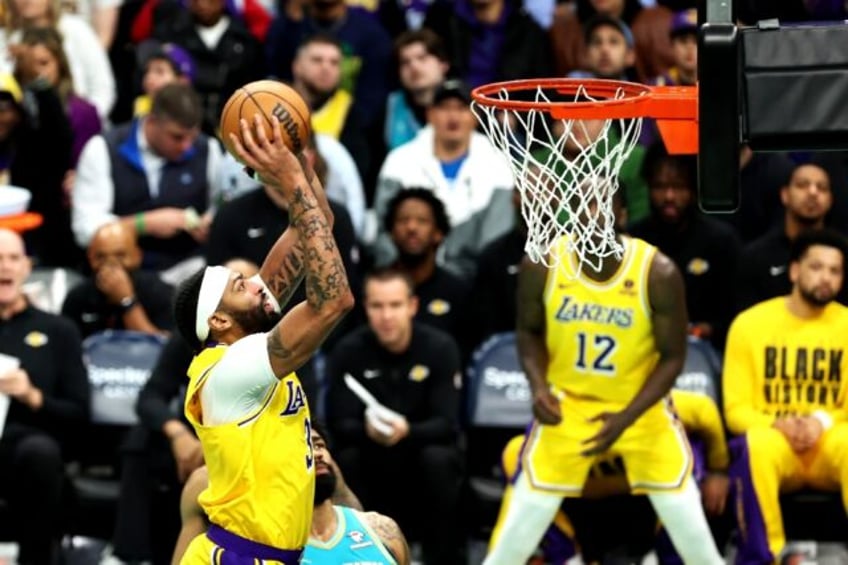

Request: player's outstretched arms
left=516, top=255, right=560, bottom=425
left=363, top=512, right=410, bottom=565
left=626, top=251, right=688, bottom=420
left=231, top=115, right=355, bottom=378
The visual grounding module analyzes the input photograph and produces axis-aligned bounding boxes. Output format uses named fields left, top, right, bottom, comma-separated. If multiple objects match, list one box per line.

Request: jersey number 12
left=575, top=332, right=617, bottom=375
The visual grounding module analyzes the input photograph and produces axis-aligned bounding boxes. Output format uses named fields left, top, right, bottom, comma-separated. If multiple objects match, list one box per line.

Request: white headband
left=195, top=266, right=231, bottom=343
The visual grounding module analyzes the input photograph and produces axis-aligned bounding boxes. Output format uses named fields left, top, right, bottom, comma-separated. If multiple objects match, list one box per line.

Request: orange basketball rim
left=471, top=78, right=698, bottom=154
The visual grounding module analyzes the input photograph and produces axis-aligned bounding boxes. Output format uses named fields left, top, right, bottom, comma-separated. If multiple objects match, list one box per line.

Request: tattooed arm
left=362, top=512, right=410, bottom=565
left=257, top=157, right=335, bottom=308
left=231, top=115, right=354, bottom=378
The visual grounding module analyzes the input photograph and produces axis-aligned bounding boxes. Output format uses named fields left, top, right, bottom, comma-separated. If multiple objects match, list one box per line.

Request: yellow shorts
left=181, top=525, right=303, bottom=565
left=521, top=393, right=692, bottom=495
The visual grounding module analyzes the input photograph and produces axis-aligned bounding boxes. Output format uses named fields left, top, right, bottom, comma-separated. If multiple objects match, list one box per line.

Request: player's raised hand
left=230, top=115, right=306, bottom=194
left=532, top=388, right=562, bottom=425
left=580, top=411, right=633, bottom=456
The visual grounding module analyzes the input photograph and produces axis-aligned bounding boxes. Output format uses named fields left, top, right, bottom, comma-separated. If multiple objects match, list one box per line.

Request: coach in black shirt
left=629, top=142, right=740, bottom=349
left=62, top=222, right=174, bottom=338
left=0, top=229, right=89, bottom=565
left=385, top=188, right=470, bottom=342
left=326, top=267, right=463, bottom=565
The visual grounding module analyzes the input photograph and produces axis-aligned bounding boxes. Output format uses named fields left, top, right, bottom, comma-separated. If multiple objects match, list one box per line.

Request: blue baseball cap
left=584, top=14, right=635, bottom=49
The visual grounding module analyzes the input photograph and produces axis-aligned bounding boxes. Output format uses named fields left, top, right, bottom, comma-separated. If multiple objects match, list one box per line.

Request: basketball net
left=472, top=84, right=643, bottom=274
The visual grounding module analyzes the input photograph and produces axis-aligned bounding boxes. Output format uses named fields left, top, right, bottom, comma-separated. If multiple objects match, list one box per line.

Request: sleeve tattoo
left=365, top=512, right=410, bottom=565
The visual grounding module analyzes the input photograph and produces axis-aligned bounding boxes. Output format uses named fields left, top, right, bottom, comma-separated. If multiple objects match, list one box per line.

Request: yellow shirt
left=723, top=297, right=848, bottom=435
left=185, top=344, right=314, bottom=550
left=544, top=236, right=659, bottom=404
left=312, top=90, right=353, bottom=140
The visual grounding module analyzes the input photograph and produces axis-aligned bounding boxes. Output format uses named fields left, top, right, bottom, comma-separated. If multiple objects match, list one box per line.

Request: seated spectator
left=291, top=33, right=372, bottom=190
left=550, top=0, right=674, bottom=82
left=374, top=79, right=514, bottom=279
left=567, top=14, right=637, bottom=81
left=0, top=229, right=90, bottom=565
left=326, top=267, right=464, bottom=565
left=0, top=0, right=116, bottom=118
left=652, top=9, right=697, bottom=86
left=724, top=229, right=848, bottom=564
left=72, top=84, right=223, bottom=273
left=265, top=0, right=392, bottom=133
left=422, top=0, right=553, bottom=88
left=385, top=188, right=470, bottom=341
left=60, top=0, right=122, bottom=48
left=314, top=133, right=366, bottom=240
left=630, top=141, right=740, bottom=349
left=385, top=28, right=449, bottom=150
left=108, top=258, right=255, bottom=565
left=0, top=72, right=80, bottom=268
left=151, top=0, right=264, bottom=135
left=133, top=40, right=196, bottom=117
left=735, top=163, right=840, bottom=313
left=61, top=222, right=174, bottom=338
left=14, top=27, right=101, bottom=170
left=377, top=0, right=437, bottom=36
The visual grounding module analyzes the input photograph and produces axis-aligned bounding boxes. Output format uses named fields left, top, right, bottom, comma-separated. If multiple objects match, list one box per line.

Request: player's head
left=141, top=42, right=195, bottom=97
left=88, top=222, right=142, bottom=272
left=174, top=265, right=279, bottom=351
left=147, top=83, right=202, bottom=161
left=394, top=29, right=449, bottom=96
left=292, top=34, right=343, bottom=99
left=789, top=228, right=847, bottom=307
left=0, top=229, right=30, bottom=309
left=669, top=9, right=698, bottom=79
left=781, top=163, right=831, bottom=226
left=363, top=267, right=418, bottom=352
left=311, top=420, right=337, bottom=505
left=385, top=188, right=451, bottom=266
left=427, top=79, right=475, bottom=147
left=642, top=140, right=697, bottom=224
left=583, top=15, right=634, bottom=79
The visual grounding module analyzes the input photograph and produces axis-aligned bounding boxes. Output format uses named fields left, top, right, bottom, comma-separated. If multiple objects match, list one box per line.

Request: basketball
left=219, top=80, right=311, bottom=157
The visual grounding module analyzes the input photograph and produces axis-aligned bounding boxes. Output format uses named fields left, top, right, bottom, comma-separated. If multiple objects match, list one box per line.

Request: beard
left=227, top=303, right=280, bottom=335
left=314, top=471, right=337, bottom=505
left=396, top=247, right=430, bottom=268
left=799, top=284, right=836, bottom=307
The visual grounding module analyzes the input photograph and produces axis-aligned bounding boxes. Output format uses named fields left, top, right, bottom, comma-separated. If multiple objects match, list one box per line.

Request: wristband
left=134, top=212, right=146, bottom=235
left=119, top=295, right=138, bottom=313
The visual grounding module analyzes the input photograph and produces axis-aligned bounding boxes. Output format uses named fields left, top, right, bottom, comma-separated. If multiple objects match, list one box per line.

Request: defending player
left=172, top=423, right=410, bottom=565
left=724, top=228, right=848, bottom=564
left=483, top=187, right=724, bottom=564
left=172, top=115, right=354, bottom=564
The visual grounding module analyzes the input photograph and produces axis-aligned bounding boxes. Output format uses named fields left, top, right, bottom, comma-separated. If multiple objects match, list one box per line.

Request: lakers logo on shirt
left=427, top=299, right=451, bottom=316
left=24, top=331, right=48, bottom=347
left=409, top=365, right=430, bottom=382
left=687, top=257, right=710, bottom=276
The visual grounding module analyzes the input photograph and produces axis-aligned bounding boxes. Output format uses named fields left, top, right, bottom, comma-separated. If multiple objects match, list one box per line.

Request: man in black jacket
left=0, top=229, right=89, bottom=565
left=326, top=267, right=464, bottom=565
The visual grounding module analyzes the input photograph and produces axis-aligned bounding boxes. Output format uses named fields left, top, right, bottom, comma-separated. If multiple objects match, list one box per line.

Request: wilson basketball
left=219, top=80, right=311, bottom=157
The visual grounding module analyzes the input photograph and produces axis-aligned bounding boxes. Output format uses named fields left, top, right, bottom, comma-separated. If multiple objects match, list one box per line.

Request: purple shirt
left=68, top=94, right=102, bottom=166
left=455, top=0, right=512, bottom=88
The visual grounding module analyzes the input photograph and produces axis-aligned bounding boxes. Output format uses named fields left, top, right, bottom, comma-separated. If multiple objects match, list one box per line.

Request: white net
left=472, top=83, right=644, bottom=274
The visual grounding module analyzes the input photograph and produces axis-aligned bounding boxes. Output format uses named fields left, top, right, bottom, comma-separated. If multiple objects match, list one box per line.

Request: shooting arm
left=516, top=256, right=550, bottom=394
left=621, top=253, right=688, bottom=423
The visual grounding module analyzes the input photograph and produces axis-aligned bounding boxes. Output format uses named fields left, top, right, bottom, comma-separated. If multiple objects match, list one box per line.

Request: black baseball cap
left=432, top=79, right=471, bottom=106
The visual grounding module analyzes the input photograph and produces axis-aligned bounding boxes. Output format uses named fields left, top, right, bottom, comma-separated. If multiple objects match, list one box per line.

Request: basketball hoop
left=471, top=78, right=697, bottom=273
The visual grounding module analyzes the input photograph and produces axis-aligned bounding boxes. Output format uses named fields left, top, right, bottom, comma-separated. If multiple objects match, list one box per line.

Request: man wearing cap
left=373, top=79, right=514, bottom=280
left=568, top=14, right=637, bottom=81
left=134, top=41, right=196, bottom=117
left=173, top=116, right=354, bottom=563
left=653, top=9, right=698, bottom=87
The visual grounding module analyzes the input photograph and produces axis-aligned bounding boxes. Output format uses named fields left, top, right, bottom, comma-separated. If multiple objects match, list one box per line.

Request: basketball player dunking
left=483, top=193, right=724, bottom=564
left=173, top=115, right=354, bottom=565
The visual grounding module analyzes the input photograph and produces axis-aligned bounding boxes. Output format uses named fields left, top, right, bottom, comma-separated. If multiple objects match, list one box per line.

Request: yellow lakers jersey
left=184, top=345, right=314, bottom=550
left=723, top=297, right=848, bottom=434
left=544, top=236, right=659, bottom=404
